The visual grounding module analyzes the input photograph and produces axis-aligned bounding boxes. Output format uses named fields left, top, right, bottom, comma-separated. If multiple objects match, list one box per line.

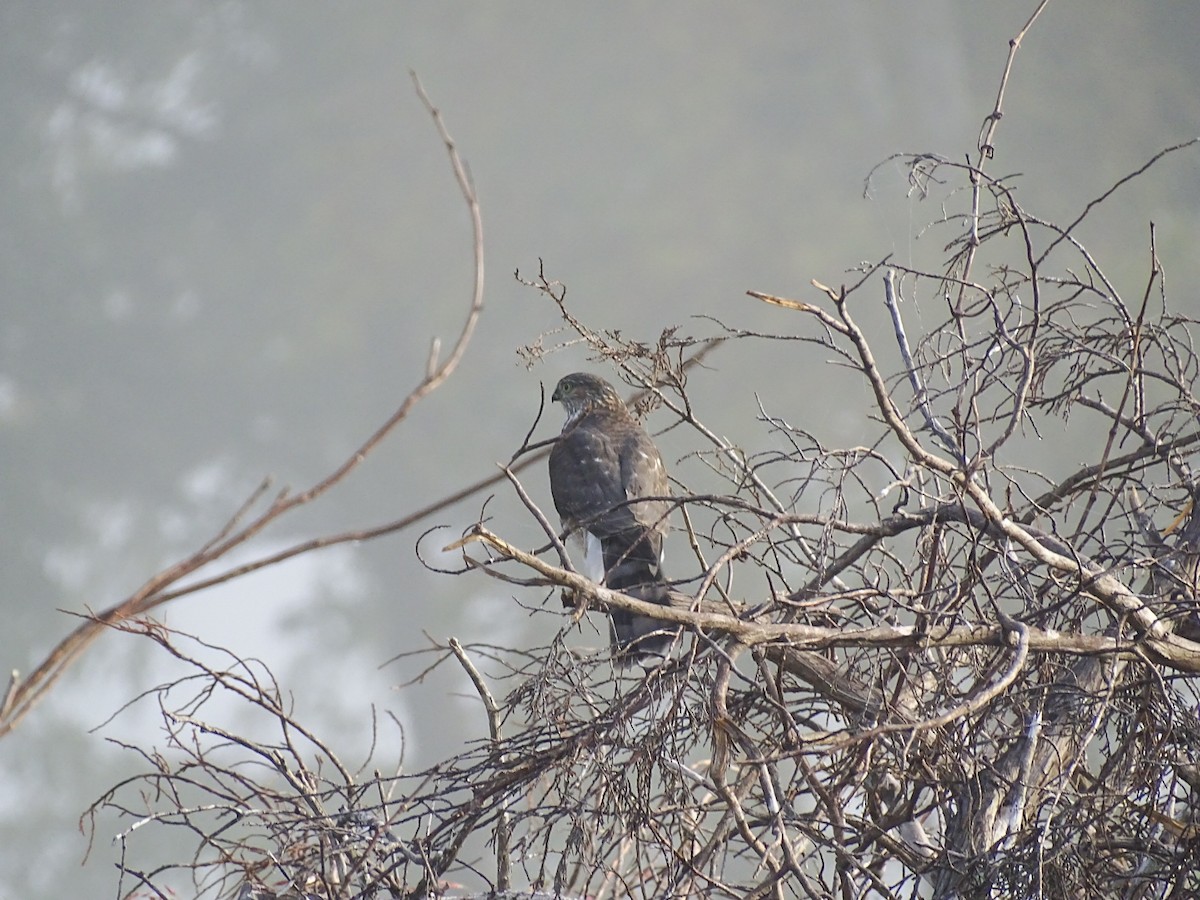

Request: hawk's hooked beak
left=551, top=384, right=565, bottom=403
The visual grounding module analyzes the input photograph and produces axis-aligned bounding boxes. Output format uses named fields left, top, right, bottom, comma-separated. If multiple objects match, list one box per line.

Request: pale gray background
left=3, top=3, right=1198, bottom=897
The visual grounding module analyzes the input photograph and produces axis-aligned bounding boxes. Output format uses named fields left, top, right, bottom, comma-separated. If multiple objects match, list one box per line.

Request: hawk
left=548, top=372, right=680, bottom=662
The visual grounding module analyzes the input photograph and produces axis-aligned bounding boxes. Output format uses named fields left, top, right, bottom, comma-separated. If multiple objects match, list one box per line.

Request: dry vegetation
left=5, top=6, right=1200, bottom=899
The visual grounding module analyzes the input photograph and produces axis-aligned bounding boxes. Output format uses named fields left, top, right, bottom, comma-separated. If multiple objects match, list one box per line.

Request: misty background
left=2, top=3, right=1198, bottom=897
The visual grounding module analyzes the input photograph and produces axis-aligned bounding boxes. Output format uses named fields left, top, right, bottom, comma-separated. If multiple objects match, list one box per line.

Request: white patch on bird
left=569, top=530, right=606, bottom=583
left=582, top=531, right=606, bottom=583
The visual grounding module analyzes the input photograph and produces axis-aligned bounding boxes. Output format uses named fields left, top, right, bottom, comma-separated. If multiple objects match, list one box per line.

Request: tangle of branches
left=52, top=8, right=1200, bottom=900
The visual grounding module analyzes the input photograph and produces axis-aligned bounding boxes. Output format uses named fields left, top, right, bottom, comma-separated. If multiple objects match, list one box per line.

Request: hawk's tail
left=602, top=531, right=680, bottom=665
left=606, top=581, right=680, bottom=665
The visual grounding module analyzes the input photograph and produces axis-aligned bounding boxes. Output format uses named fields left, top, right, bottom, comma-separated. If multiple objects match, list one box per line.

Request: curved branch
left=2, top=76, right=484, bottom=740
left=454, top=524, right=1200, bottom=672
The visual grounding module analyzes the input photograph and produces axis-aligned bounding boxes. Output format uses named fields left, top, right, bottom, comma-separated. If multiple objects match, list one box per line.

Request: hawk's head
left=552, top=372, right=625, bottom=423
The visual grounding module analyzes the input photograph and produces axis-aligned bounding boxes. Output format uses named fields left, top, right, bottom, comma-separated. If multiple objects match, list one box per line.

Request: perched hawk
left=548, top=372, right=679, bottom=662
